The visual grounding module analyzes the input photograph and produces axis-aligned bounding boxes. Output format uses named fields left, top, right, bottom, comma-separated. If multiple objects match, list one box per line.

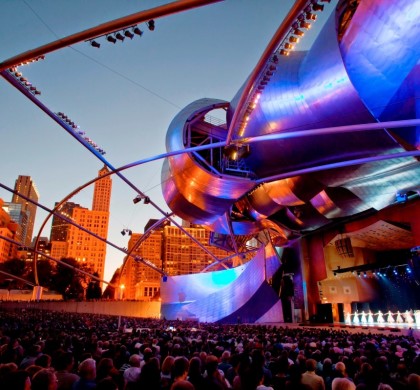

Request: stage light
left=357, top=272, right=361, bottom=277
left=90, top=40, right=100, bottom=48
left=306, top=12, right=317, bottom=20
left=124, top=30, right=134, bottom=39
left=312, top=3, right=324, bottom=11
left=284, top=43, right=294, bottom=50
left=144, top=197, right=151, bottom=205
left=121, top=230, right=126, bottom=236
left=280, top=49, right=289, bottom=56
left=294, top=29, right=305, bottom=36
left=300, top=21, right=311, bottom=29
left=407, top=267, right=412, bottom=274
left=289, top=36, right=300, bottom=43
left=115, top=32, right=125, bottom=41
left=107, top=35, right=117, bottom=44
left=133, top=27, right=143, bottom=36
left=272, top=54, right=279, bottom=64
left=147, top=20, right=155, bottom=31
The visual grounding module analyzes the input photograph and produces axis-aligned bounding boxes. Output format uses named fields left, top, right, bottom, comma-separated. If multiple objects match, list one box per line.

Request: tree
left=0, top=258, right=30, bottom=289
left=86, top=272, right=102, bottom=300
left=52, top=258, right=92, bottom=300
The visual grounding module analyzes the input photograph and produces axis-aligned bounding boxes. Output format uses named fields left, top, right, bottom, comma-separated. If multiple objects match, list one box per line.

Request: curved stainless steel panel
left=163, top=0, right=420, bottom=243
left=162, top=99, right=255, bottom=225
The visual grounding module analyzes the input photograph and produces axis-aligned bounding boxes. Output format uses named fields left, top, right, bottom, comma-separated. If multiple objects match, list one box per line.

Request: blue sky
left=0, top=0, right=334, bottom=282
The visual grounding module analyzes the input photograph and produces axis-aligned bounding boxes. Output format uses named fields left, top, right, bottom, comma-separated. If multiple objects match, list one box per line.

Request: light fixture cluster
left=279, top=0, right=329, bottom=56
left=235, top=0, right=329, bottom=138
left=87, top=20, right=155, bottom=48
left=6, top=67, right=41, bottom=95
left=15, top=55, right=45, bottom=67
left=56, top=112, right=106, bottom=155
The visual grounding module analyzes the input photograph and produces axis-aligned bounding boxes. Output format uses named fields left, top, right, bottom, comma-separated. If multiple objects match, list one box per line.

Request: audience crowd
left=1, top=308, right=420, bottom=390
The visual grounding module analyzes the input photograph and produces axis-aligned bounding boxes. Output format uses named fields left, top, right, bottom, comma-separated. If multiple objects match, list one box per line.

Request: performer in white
left=353, top=311, right=360, bottom=325
left=361, top=310, right=367, bottom=324
left=404, top=310, right=414, bottom=324
left=415, top=310, right=420, bottom=325
left=377, top=310, right=385, bottom=324
left=387, top=310, right=395, bottom=323
left=345, top=312, right=352, bottom=325
left=396, top=311, right=404, bottom=323
left=367, top=310, right=374, bottom=324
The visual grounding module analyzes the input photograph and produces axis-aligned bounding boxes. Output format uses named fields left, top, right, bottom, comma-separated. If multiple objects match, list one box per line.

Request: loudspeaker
left=317, top=303, right=333, bottom=323
left=337, top=303, right=345, bottom=323
left=335, top=237, right=354, bottom=257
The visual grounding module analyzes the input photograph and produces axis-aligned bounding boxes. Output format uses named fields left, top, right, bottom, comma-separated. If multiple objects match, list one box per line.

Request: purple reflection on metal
left=162, top=0, right=420, bottom=244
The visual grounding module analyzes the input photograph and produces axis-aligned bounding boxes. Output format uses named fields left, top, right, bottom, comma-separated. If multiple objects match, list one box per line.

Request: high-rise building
left=11, top=175, right=39, bottom=246
left=0, top=198, right=19, bottom=261
left=92, top=165, right=112, bottom=212
left=63, top=166, right=112, bottom=280
left=120, top=220, right=233, bottom=300
left=2, top=202, right=28, bottom=245
left=50, top=202, right=81, bottom=242
left=163, top=225, right=231, bottom=275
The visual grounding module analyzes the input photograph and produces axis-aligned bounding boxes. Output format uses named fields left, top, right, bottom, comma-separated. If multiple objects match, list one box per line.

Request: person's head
left=205, top=355, right=219, bottom=376
left=31, top=368, right=58, bottom=390
left=35, top=354, right=52, bottom=368
left=332, top=378, right=356, bottom=390
left=54, top=352, right=75, bottom=371
left=25, top=365, right=43, bottom=380
left=161, top=356, right=175, bottom=375
left=408, top=373, right=420, bottom=389
left=170, top=380, right=195, bottom=390
left=172, top=356, right=189, bottom=381
left=78, top=358, right=96, bottom=381
left=128, top=354, right=141, bottom=368
left=335, top=361, right=346, bottom=376
left=188, top=356, right=201, bottom=377
left=306, top=358, right=317, bottom=372
left=221, top=350, right=230, bottom=362
left=97, top=357, right=115, bottom=380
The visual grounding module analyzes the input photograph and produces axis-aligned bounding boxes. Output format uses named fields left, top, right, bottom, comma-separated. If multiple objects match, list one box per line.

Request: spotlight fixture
left=300, top=21, right=311, bottom=29
left=124, top=30, right=134, bottom=39
left=133, top=194, right=150, bottom=204
left=147, top=20, right=155, bottom=31
left=115, top=32, right=125, bottom=41
left=294, top=28, right=305, bottom=36
left=306, top=12, right=317, bottom=20
left=107, top=35, right=117, bottom=44
left=133, top=27, right=143, bottom=36
left=280, top=49, right=289, bottom=56
left=90, top=40, right=100, bottom=48
left=121, top=230, right=126, bottom=236
left=289, top=36, right=300, bottom=43
left=312, top=3, right=324, bottom=11
left=284, top=43, right=294, bottom=50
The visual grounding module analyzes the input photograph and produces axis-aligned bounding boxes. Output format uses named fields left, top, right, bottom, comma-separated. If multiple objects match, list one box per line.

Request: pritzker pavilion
left=1, top=0, right=419, bottom=326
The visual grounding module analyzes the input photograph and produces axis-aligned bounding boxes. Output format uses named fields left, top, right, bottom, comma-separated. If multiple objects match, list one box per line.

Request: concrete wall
left=0, top=300, right=161, bottom=319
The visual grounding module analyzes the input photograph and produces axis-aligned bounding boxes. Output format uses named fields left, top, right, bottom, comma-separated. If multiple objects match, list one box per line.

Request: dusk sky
left=0, top=0, right=334, bottom=282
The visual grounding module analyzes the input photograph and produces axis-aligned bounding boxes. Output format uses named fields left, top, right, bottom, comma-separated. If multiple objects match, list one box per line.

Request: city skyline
left=0, top=1, right=334, bottom=282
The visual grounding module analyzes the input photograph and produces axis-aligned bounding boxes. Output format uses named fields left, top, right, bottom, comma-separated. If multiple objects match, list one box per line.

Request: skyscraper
left=50, top=201, right=81, bottom=242
left=64, top=166, right=112, bottom=281
left=0, top=198, right=19, bottom=261
left=119, top=220, right=234, bottom=300
left=11, top=175, right=39, bottom=246
left=92, top=165, right=112, bottom=212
